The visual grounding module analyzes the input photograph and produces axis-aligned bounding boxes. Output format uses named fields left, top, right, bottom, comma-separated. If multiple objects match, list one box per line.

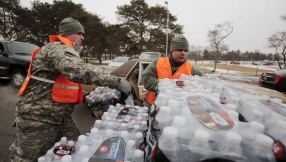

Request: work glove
left=115, top=78, right=132, bottom=100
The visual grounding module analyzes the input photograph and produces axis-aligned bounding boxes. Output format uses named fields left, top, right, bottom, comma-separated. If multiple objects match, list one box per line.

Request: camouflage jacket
left=142, top=57, right=204, bottom=92
left=17, top=41, right=118, bottom=124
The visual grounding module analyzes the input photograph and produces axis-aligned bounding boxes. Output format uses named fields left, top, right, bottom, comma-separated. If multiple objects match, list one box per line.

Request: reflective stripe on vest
left=19, top=35, right=83, bottom=104
left=31, top=75, right=79, bottom=90
left=146, top=57, right=192, bottom=105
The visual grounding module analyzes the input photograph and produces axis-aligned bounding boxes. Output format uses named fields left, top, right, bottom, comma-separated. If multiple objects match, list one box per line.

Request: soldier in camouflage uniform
left=9, top=17, right=131, bottom=162
left=142, top=35, right=204, bottom=108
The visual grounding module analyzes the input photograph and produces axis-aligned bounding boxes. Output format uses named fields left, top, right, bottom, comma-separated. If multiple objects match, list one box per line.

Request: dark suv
left=0, top=40, right=38, bottom=87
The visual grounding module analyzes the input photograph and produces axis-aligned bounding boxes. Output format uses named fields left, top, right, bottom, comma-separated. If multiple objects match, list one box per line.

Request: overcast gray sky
left=20, top=0, right=286, bottom=54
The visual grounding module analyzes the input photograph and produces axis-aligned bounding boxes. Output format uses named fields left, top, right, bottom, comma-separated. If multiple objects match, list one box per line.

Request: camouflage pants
left=9, top=115, right=80, bottom=162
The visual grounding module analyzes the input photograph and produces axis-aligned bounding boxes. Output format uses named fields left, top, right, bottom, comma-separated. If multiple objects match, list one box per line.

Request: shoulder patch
left=64, top=45, right=80, bottom=57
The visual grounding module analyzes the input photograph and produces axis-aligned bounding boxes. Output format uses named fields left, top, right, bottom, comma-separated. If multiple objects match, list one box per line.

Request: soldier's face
left=65, top=33, right=84, bottom=44
left=171, top=49, right=188, bottom=63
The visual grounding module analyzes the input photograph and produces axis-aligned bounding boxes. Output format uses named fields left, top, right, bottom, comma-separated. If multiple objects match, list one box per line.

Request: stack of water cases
left=149, top=74, right=286, bottom=162
left=38, top=104, right=148, bottom=162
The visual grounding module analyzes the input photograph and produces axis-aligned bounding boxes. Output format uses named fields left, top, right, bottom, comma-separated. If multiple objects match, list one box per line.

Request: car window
left=139, top=52, right=160, bottom=59
left=113, top=57, right=130, bottom=62
left=6, top=42, right=38, bottom=55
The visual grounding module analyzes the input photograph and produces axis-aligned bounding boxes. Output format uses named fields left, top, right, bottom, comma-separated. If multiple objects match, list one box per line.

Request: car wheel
left=11, top=69, right=26, bottom=88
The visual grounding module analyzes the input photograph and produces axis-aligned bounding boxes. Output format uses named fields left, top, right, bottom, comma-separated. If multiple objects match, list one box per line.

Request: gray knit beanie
left=170, top=35, right=189, bottom=52
left=59, top=17, right=85, bottom=36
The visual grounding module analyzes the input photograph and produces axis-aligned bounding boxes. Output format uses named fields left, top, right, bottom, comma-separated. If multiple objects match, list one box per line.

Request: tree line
left=0, top=0, right=183, bottom=59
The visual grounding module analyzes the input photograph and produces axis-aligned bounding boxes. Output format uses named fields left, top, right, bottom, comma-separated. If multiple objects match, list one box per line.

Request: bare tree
left=207, top=21, right=233, bottom=72
left=189, top=45, right=203, bottom=62
left=281, top=14, right=286, bottom=22
left=268, top=32, right=286, bottom=69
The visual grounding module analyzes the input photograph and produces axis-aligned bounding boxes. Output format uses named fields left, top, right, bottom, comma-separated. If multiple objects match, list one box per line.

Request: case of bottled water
left=147, top=74, right=285, bottom=162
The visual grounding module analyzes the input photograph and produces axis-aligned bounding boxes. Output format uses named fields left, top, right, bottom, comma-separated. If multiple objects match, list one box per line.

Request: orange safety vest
left=19, top=35, right=83, bottom=104
left=146, top=57, right=192, bottom=104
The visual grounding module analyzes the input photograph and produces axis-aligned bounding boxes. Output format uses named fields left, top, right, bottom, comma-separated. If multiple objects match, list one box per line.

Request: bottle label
left=116, top=107, right=138, bottom=123
left=259, top=99, right=286, bottom=117
left=272, top=140, right=286, bottom=161
left=53, top=145, right=73, bottom=157
left=88, top=137, right=126, bottom=162
left=187, top=95, right=234, bottom=130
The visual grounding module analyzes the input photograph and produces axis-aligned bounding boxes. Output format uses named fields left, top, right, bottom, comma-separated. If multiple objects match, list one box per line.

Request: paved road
left=0, top=80, right=96, bottom=162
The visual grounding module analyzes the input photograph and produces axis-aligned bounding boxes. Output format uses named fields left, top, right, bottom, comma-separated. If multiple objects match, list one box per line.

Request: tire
left=11, top=69, right=26, bottom=88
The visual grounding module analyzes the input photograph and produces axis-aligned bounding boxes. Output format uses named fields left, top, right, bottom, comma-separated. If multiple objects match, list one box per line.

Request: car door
left=125, top=61, right=151, bottom=106
left=0, top=42, right=9, bottom=77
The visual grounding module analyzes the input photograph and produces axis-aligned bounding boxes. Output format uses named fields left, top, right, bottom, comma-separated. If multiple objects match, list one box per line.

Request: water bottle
left=142, top=113, right=148, bottom=121
left=107, top=105, right=115, bottom=113
left=135, top=116, right=142, bottom=125
left=248, top=134, right=275, bottom=162
left=93, top=120, right=102, bottom=129
left=127, top=120, right=135, bottom=132
left=101, top=117, right=111, bottom=130
left=155, top=106, right=172, bottom=131
left=105, top=129, right=114, bottom=138
left=132, top=125, right=140, bottom=133
left=218, top=132, right=242, bottom=155
left=75, top=135, right=87, bottom=151
left=242, top=121, right=265, bottom=145
left=86, top=128, right=98, bottom=145
left=131, top=149, right=144, bottom=162
left=266, top=120, right=286, bottom=141
left=171, top=116, right=193, bottom=144
left=164, top=89, right=174, bottom=101
left=167, top=99, right=182, bottom=116
left=140, top=121, right=148, bottom=132
left=119, top=123, right=127, bottom=131
left=188, top=129, right=211, bottom=149
left=60, top=137, right=68, bottom=145
left=101, top=112, right=110, bottom=121
left=107, top=121, right=114, bottom=129
left=225, top=104, right=237, bottom=111
left=73, top=145, right=89, bottom=162
left=158, top=127, right=182, bottom=162
left=53, top=155, right=61, bottom=162
left=135, top=132, right=144, bottom=149
left=61, top=155, right=72, bottom=162
left=121, top=131, right=129, bottom=142
left=44, top=149, right=54, bottom=161
left=126, top=140, right=136, bottom=161
left=263, top=112, right=286, bottom=130
left=227, top=110, right=239, bottom=121
left=244, top=110, right=264, bottom=122
left=154, top=93, right=168, bottom=108
left=52, top=142, right=61, bottom=150
left=67, top=140, right=74, bottom=148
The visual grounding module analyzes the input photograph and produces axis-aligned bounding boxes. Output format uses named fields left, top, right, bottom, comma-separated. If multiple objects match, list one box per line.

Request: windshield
left=113, top=57, right=130, bottom=62
left=6, top=42, right=38, bottom=55
left=139, top=52, right=160, bottom=59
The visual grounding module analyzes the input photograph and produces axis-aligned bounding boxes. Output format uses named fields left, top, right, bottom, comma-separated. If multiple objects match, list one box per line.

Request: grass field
left=194, top=63, right=272, bottom=76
